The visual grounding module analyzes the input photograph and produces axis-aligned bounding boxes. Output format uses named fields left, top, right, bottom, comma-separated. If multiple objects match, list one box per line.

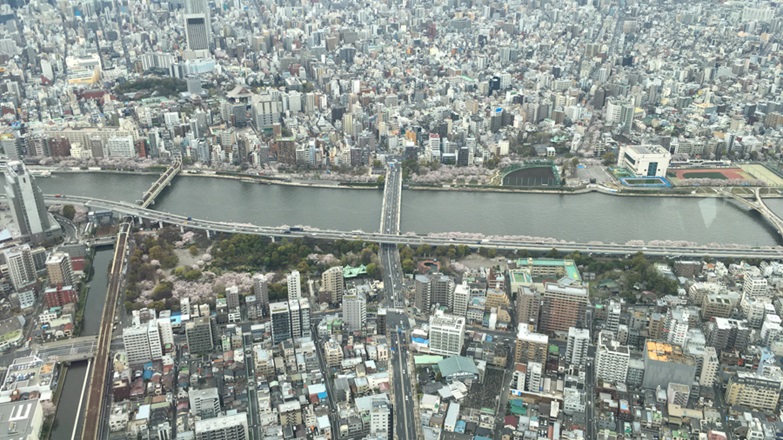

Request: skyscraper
left=184, top=14, right=210, bottom=52
left=270, top=301, right=291, bottom=344
left=4, top=161, right=56, bottom=242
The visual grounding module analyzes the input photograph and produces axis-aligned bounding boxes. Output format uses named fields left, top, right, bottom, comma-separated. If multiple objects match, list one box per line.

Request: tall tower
left=184, top=14, right=210, bottom=52
left=4, top=161, right=52, bottom=241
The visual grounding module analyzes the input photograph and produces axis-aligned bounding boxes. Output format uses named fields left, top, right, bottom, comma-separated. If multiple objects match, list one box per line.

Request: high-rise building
left=184, top=0, right=209, bottom=14
left=514, top=324, right=549, bottom=364
left=45, top=252, right=74, bottom=287
left=157, top=311, right=174, bottom=346
left=743, top=275, right=768, bottom=299
left=287, top=270, right=301, bottom=300
left=252, top=273, right=269, bottom=311
left=429, top=310, right=466, bottom=356
left=539, top=282, right=589, bottom=333
left=189, top=387, right=221, bottom=419
left=195, top=413, right=249, bottom=440
left=665, top=308, right=691, bottom=347
left=186, top=316, right=215, bottom=354
left=184, top=14, right=210, bottom=52
left=516, top=287, right=541, bottom=331
left=431, top=273, right=455, bottom=311
left=321, top=266, right=344, bottom=304
left=4, top=161, right=56, bottom=242
left=643, top=341, right=698, bottom=390
left=606, top=301, right=621, bottom=335
left=343, top=293, right=367, bottom=331
left=565, top=327, right=590, bottom=366
left=700, top=346, right=719, bottom=386
left=414, top=274, right=432, bottom=313
left=707, top=317, right=752, bottom=351
left=270, top=301, right=291, bottom=344
left=225, top=285, right=240, bottom=310
left=123, top=315, right=163, bottom=365
left=252, top=95, right=281, bottom=130
left=595, top=331, right=629, bottom=384
left=4, top=245, right=36, bottom=290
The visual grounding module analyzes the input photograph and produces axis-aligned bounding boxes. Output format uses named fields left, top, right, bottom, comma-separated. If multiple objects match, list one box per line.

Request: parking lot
left=575, top=164, right=615, bottom=184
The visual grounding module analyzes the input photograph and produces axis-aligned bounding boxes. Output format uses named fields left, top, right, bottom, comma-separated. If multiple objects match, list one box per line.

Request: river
left=50, top=249, right=114, bottom=440
left=33, top=172, right=780, bottom=246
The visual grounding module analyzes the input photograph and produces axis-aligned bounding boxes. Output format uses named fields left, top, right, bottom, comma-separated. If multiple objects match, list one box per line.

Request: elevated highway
left=38, top=193, right=783, bottom=260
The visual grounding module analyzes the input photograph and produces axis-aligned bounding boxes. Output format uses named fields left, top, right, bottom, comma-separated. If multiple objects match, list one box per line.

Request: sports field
left=620, top=176, right=672, bottom=187
left=740, top=163, right=783, bottom=186
left=667, top=168, right=750, bottom=181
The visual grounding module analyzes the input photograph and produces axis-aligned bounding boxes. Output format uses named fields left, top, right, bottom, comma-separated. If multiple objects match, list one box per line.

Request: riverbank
left=42, top=167, right=783, bottom=198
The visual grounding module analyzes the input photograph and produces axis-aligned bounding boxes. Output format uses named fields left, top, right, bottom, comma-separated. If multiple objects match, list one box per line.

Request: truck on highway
left=289, top=226, right=303, bottom=232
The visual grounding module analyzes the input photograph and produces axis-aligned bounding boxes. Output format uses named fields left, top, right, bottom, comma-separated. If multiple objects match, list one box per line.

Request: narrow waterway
left=49, top=249, right=114, bottom=440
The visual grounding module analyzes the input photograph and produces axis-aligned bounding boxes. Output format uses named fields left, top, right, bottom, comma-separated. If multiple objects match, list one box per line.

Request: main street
left=378, top=163, right=417, bottom=440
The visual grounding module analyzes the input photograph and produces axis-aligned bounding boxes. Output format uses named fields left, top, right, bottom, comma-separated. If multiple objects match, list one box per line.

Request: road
left=242, top=332, right=262, bottom=440
left=29, top=194, right=783, bottom=260
left=80, top=222, right=131, bottom=440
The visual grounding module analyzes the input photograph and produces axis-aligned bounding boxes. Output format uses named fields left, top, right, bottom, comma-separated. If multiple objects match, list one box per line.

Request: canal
left=49, top=249, right=114, bottom=440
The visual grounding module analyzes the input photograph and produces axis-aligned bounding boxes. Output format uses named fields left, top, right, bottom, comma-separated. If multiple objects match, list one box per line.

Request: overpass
left=33, top=335, right=98, bottom=363
left=81, top=223, right=131, bottom=440
left=721, top=188, right=783, bottom=237
left=138, top=159, right=181, bottom=208
left=35, top=194, right=783, bottom=259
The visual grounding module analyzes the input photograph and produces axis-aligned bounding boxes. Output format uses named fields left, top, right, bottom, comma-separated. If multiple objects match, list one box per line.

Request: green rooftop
left=516, top=258, right=582, bottom=281
left=343, top=265, right=367, bottom=278
left=509, top=270, right=533, bottom=284
left=414, top=355, right=444, bottom=365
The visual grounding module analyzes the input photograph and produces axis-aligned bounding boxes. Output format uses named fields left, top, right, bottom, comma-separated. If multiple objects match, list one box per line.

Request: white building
left=194, top=412, right=248, bottom=440
left=743, top=276, right=768, bottom=299
left=595, top=331, right=629, bottom=384
left=4, top=245, right=36, bottom=290
left=617, top=144, right=671, bottom=177
left=321, top=266, right=345, bottom=303
left=46, top=252, right=75, bottom=287
left=157, top=311, right=174, bottom=346
left=700, top=346, right=719, bottom=386
left=343, top=293, right=367, bottom=331
left=369, top=400, right=392, bottom=439
left=190, top=387, right=221, bottom=419
left=287, top=270, right=301, bottom=299
left=122, top=316, right=163, bottom=365
left=429, top=310, right=466, bottom=356
left=450, top=281, right=470, bottom=318
left=565, top=327, right=590, bottom=366
left=106, top=135, right=136, bottom=158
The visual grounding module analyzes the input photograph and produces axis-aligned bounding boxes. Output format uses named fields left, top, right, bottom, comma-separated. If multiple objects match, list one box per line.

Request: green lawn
left=681, top=172, right=728, bottom=180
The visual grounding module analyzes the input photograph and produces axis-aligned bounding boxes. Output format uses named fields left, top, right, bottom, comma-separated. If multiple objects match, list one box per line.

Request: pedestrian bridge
left=721, top=188, right=783, bottom=238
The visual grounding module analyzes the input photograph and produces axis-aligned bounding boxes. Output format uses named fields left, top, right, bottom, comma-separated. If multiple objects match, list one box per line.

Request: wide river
left=32, top=172, right=783, bottom=246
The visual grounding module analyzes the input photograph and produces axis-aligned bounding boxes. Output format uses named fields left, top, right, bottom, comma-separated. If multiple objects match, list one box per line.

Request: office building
left=595, top=331, right=629, bottom=384
left=194, top=412, right=249, bottom=440
left=270, top=301, right=291, bottom=344
left=4, top=245, right=37, bottom=290
left=428, top=310, right=466, bottom=356
left=4, top=161, right=57, bottom=243
left=291, top=297, right=311, bottom=338
left=123, top=317, right=163, bottom=365
left=186, top=316, right=216, bottom=354
left=616, top=144, right=671, bottom=177
left=514, top=324, right=549, bottom=364
left=565, top=327, right=590, bottom=366
left=343, top=293, right=367, bottom=331
left=45, top=252, right=75, bottom=287
left=539, top=282, right=589, bottom=334
left=287, top=270, right=301, bottom=300
left=185, top=14, right=210, bottom=52
left=225, top=285, right=240, bottom=310
left=190, top=387, right=221, bottom=419
left=252, top=95, right=281, bottom=130
left=105, top=135, right=136, bottom=157
left=725, top=372, right=781, bottom=412
left=321, top=266, right=344, bottom=304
